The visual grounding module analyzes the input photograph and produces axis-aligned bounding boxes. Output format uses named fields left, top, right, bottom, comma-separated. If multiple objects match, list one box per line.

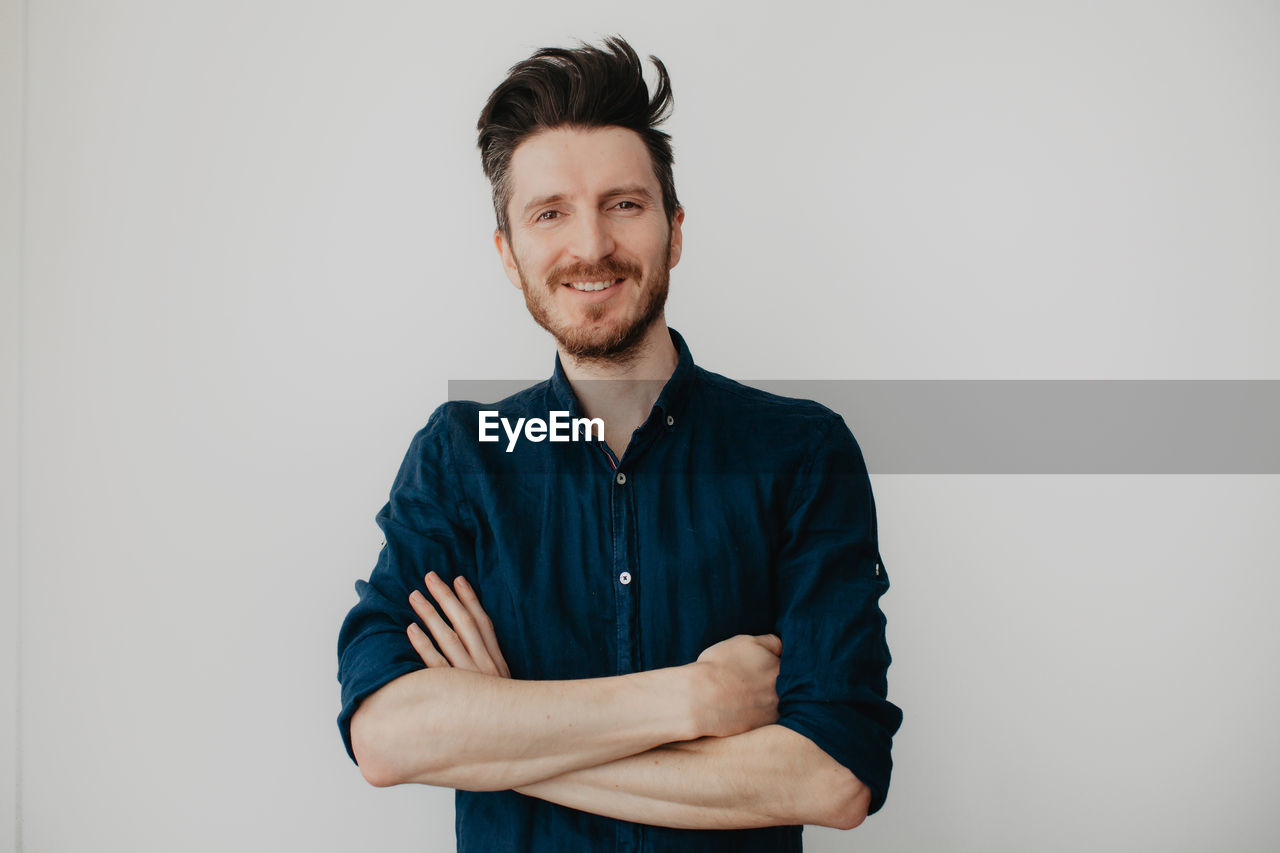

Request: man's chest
left=462, top=468, right=790, bottom=679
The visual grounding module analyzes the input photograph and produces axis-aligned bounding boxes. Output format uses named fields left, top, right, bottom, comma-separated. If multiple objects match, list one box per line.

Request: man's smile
left=560, top=277, right=627, bottom=303
left=563, top=277, right=624, bottom=292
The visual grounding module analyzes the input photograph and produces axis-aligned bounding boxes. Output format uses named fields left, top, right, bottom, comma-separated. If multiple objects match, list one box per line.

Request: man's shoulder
left=693, top=367, right=846, bottom=436
left=689, top=367, right=874, bottom=479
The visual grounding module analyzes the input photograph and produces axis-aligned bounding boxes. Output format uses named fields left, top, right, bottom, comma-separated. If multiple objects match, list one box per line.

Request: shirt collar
left=548, top=327, right=697, bottom=427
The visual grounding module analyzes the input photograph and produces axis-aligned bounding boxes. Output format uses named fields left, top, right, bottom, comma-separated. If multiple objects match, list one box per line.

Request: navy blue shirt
left=337, top=329, right=902, bottom=851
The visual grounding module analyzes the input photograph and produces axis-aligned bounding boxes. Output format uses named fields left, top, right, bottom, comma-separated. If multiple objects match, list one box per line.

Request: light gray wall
left=2, top=0, right=24, bottom=851
left=10, top=1, right=1280, bottom=851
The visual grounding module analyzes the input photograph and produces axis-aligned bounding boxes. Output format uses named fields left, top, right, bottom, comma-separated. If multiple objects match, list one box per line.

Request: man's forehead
left=508, top=125, right=659, bottom=203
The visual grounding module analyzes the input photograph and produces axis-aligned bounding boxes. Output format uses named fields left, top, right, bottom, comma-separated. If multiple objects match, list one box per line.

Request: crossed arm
left=509, top=725, right=869, bottom=831
left=349, top=570, right=870, bottom=830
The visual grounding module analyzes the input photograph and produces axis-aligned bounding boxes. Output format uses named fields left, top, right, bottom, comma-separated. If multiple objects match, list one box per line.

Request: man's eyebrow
left=522, top=193, right=566, bottom=218
left=521, top=186, right=656, bottom=218
left=601, top=185, right=656, bottom=202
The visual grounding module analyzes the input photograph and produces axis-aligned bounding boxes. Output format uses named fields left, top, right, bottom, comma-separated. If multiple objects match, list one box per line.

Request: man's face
left=495, top=125, right=684, bottom=362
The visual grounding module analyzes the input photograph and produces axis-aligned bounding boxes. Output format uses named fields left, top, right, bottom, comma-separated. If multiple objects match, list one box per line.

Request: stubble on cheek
left=512, top=228, right=673, bottom=361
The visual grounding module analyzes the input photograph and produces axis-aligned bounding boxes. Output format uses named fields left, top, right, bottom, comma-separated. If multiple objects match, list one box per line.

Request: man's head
left=476, top=36, right=684, bottom=363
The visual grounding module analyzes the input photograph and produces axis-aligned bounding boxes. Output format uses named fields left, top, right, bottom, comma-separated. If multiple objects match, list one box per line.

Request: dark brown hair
left=476, top=35, right=680, bottom=240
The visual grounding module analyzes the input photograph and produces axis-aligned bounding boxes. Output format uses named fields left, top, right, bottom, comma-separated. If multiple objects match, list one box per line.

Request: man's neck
left=558, top=320, right=678, bottom=459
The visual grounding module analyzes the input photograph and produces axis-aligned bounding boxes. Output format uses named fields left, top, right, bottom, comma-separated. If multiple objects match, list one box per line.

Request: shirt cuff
left=336, top=630, right=426, bottom=764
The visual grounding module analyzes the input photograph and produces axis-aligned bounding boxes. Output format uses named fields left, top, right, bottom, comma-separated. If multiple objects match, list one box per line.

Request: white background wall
left=2, top=0, right=22, bottom=848
left=5, top=1, right=1279, bottom=851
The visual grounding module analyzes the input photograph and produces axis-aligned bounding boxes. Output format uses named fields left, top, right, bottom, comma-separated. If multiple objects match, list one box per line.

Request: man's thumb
left=757, top=633, right=783, bottom=655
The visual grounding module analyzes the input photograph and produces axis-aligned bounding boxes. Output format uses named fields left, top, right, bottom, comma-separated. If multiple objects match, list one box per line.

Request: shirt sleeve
left=772, top=412, right=903, bottom=816
left=335, top=406, right=477, bottom=765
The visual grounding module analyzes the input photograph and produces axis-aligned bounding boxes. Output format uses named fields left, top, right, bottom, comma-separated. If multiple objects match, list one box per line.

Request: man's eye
left=615, top=201, right=639, bottom=210
left=537, top=210, right=561, bottom=221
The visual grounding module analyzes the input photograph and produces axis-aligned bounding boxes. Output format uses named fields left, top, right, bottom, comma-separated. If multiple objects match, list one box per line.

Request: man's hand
left=689, top=634, right=782, bottom=738
left=406, top=571, right=511, bottom=677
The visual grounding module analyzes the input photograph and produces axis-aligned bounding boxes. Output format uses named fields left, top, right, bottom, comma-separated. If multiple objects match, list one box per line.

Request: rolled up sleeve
left=773, top=413, right=903, bottom=815
left=335, top=406, right=476, bottom=764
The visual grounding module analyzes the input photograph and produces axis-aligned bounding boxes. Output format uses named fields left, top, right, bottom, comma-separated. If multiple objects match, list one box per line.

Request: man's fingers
left=424, top=572, right=501, bottom=676
left=756, top=633, right=783, bottom=656
left=407, top=622, right=450, bottom=668
left=453, top=575, right=512, bottom=678
left=409, top=586, right=479, bottom=671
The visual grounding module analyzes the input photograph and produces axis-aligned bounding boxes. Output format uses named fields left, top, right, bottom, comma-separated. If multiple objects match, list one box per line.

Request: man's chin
left=524, top=277, right=669, bottom=363
left=553, top=319, right=654, bottom=362
left=558, top=332, right=632, bottom=360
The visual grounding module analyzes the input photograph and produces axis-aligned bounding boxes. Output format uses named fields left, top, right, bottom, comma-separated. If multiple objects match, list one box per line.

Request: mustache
left=546, top=258, right=641, bottom=287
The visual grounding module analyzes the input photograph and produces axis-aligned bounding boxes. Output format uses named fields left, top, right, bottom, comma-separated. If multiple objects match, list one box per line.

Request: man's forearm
left=350, top=664, right=700, bottom=790
left=513, top=724, right=870, bottom=831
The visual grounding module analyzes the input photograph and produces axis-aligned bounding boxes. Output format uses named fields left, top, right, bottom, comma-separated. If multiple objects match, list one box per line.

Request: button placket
left=610, top=458, right=638, bottom=679
left=616, top=475, right=633, bottom=588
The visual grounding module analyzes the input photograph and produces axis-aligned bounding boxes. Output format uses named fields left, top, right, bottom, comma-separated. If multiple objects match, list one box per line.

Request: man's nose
left=566, top=210, right=615, bottom=263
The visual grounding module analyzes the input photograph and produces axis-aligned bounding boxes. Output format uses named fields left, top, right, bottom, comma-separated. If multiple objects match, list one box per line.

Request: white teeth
left=568, top=279, right=618, bottom=292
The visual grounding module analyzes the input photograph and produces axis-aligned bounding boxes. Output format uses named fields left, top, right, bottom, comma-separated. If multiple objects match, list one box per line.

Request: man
left=336, top=35, right=902, bottom=851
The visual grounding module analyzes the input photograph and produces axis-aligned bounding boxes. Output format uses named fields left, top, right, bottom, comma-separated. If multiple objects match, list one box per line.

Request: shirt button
left=666, top=414, right=674, bottom=427
left=615, top=472, right=627, bottom=485
left=619, top=571, right=632, bottom=585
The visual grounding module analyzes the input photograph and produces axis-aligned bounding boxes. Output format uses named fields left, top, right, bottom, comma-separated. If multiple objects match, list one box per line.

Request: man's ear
left=493, top=228, right=523, bottom=291
left=667, top=206, right=685, bottom=269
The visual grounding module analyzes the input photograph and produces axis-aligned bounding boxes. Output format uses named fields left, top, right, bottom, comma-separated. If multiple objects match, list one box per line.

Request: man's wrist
left=673, top=661, right=710, bottom=740
left=636, top=663, right=707, bottom=743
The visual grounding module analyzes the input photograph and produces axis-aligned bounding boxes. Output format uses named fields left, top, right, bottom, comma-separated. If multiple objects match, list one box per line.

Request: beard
left=517, top=234, right=672, bottom=365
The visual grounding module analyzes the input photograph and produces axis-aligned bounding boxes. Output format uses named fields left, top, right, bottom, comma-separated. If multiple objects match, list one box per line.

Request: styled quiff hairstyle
left=476, top=35, right=680, bottom=240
